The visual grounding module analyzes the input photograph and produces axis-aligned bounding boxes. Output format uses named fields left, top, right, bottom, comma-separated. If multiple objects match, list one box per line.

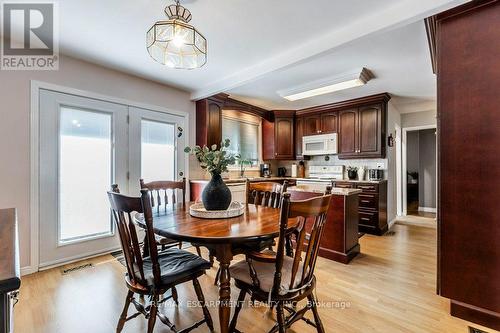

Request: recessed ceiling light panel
left=278, top=67, right=374, bottom=101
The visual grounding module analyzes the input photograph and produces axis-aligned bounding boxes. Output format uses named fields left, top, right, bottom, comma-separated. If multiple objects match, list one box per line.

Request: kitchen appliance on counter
left=368, top=168, right=384, bottom=181
left=260, top=163, right=271, bottom=177
left=277, top=167, right=287, bottom=177
left=291, top=163, right=297, bottom=177
left=302, top=133, right=338, bottom=156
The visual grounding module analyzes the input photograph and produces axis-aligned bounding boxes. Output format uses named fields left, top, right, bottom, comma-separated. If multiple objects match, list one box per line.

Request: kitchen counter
left=189, top=177, right=296, bottom=184
left=190, top=177, right=386, bottom=184
left=288, top=184, right=361, bottom=196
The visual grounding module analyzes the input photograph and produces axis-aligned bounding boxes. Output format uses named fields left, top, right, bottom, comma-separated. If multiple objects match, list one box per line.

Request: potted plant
left=347, top=166, right=358, bottom=180
left=184, top=139, right=236, bottom=210
left=236, top=155, right=252, bottom=178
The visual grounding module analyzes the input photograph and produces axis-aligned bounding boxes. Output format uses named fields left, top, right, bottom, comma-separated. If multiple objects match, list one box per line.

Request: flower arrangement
left=184, top=139, right=237, bottom=175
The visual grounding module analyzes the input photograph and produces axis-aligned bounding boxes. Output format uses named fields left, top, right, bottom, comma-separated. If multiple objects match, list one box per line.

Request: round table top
left=134, top=202, right=295, bottom=244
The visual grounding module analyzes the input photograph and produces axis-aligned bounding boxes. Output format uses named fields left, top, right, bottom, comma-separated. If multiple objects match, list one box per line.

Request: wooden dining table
left=134, top=202, right=296, bottom=333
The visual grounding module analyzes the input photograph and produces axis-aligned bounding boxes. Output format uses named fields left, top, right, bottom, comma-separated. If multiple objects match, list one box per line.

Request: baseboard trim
left=450, top=300, right=500, bottom=331
left=418, top=206, right=437, bottom=213
left=38, top=246, right=121, bottom=271
left=20, top=266, right=37, bottom=276
left=388, top=217, right=397, bottom=229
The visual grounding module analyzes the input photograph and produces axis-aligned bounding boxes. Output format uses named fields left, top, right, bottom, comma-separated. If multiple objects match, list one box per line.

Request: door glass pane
left=59, top=107, right=112, bottom=242
left=141, top=120, right=175, bottom=181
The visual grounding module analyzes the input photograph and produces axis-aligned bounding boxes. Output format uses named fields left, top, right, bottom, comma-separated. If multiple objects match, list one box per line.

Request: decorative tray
left=189, top=201, right=245, bottom=219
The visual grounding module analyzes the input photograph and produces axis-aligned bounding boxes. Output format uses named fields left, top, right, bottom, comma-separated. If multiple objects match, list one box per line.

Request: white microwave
left=302, top=133, right=338, bottom=156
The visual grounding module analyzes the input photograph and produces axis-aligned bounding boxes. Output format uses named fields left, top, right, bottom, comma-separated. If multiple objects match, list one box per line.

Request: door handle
left=179, top=171, right=184, bottom=176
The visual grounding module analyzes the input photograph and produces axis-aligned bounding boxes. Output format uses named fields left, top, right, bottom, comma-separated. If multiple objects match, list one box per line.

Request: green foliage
left=184, top=138, right=236, bottom=175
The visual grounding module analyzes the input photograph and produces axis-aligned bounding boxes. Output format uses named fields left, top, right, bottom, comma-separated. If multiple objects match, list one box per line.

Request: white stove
left=307, top=165, right=344, bottom=180
left=296, top=165, right=344, bottom=187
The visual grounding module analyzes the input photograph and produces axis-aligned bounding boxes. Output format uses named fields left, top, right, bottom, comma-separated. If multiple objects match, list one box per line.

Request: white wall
left=401, top=110, right=436, bottom=128
left=418, top=129, right=436, bottom=208
left=386, top=100, right=402, bottom=223
left=0, top=55, right=195, bottom=270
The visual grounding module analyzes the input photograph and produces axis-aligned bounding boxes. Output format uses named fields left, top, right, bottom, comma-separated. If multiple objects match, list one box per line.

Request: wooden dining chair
left=107, top=185, right=214, bottom=333
left=246, top=180, right=289, bottom=208
left=229, top=192, right=332, bottom=333
left=140, top=178, right=202, bottom=257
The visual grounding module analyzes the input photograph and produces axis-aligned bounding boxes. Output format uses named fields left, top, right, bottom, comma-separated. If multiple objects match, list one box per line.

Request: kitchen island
left=288, top=184, right=362, bottom=264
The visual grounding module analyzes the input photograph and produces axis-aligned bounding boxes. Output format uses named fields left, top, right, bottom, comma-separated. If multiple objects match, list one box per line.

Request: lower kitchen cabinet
left=334, top=180, right=387, bottom=235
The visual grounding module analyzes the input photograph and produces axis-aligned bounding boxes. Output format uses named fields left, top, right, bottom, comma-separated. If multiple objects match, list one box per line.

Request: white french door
left=38, top=89, right=187, bottom=268
left=128, top=106, right=186, bottom=193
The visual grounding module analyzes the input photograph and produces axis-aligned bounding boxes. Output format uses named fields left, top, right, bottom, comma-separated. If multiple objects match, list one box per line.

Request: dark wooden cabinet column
left=195, top=94, right=226, bottom=147
left=435, top=1, right=500, bottom=330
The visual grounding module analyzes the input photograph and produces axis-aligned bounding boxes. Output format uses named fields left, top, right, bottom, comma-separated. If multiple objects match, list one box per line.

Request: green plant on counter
left=184, top=139, right=236, bottom=175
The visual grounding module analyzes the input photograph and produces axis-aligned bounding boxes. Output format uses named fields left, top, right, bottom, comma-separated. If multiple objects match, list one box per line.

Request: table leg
left=216, top=244, right=233, bottom=333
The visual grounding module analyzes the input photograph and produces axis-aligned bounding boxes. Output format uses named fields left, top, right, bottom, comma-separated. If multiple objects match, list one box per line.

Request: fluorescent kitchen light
left=278, top=67, right=374, bottom=101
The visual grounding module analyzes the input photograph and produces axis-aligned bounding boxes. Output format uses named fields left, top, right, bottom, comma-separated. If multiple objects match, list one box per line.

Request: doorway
left=401, top=125, right=437, bottom=218
left=37, top=88, right=186, bottom=269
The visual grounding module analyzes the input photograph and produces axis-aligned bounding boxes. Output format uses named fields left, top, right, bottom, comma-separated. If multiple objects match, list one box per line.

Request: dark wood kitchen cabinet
left=434, top=1, right=500, bottom=330
left=338, top=104, right=386, bottom=159
left=195, top=94, right=226, bottom=147
left=262, top=111, right=295, bottom=160
left=294, top=116, right=304, bottom=159
left=320, top=112, right=338, bottom=134
left=303, top=115, right=321, bottom=136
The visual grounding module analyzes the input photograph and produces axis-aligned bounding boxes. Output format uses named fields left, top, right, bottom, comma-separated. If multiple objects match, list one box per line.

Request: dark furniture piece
left=229, top=193, right=332, bottom=333
left=432, top=1, right=500, bottom=330
left=262, top=110, right=295, bottom=160
left=295, top=93, right=390, bottom=160
left=133, top=202, right=298, bottom=333
left=334, top=180, right=387, bottom=235
left=107, top=187, right=213, bottom=333
left=288, top=186, right=360, bottom=264
left=139, top=178, right=202, bottom=256
left=0, top=209, right=20, bottom=333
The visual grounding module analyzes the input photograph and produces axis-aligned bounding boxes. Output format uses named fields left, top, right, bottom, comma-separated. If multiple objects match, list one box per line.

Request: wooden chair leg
left=229, top=288, right=246, bottom=332
left=192, top=278, right=214, bottom=331
left=276, top=303, right=286, bottom=333
left=116, top=290, right=133, bottom=333
left=147, top=294, right=159, bottom=333
left=171, top=286, right=179, bottom=305
left=308, top=294, right=325, bottom=333
left=178, top=241, right=183, bottom=249
left=195, top=245, right=202, bottom=257
left=214, top=268, right=221, bottom=286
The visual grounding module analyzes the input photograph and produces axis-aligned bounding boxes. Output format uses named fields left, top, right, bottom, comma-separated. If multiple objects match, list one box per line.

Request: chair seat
left=143, top=248, right=211, bottom=286
left=229, top=254, right=304, bottom=295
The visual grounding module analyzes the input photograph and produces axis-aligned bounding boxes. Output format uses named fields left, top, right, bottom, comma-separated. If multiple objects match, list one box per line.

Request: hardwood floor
left=15, top=223, right=495, bottom=333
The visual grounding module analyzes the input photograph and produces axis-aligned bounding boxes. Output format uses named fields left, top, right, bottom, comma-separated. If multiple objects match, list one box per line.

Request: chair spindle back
left=246, top=180, right=288, bottom=208
left=140, top=178, right=186, bottom=214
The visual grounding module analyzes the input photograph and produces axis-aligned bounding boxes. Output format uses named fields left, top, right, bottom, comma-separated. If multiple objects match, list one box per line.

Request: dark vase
left=348, top=169, right=358, bottom=180
left=202, top=172, right=232, bottom=210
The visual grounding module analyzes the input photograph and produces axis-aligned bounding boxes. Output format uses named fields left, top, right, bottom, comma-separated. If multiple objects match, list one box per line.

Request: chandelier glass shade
left=147, top=1, right=207, bottom=69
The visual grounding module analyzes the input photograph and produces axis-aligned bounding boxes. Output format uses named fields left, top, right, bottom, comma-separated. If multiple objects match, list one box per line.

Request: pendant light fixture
left=147, top=0, right=207, bottom=69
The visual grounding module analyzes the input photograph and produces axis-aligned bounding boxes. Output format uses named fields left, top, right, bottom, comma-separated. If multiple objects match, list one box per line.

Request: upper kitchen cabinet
left=303, top=115, right=321, bottom=135
left=320, top=112, right=338, bottom=134
left=262, top=110, right=295, bottom=160
left=358, top=105, right=384, bottom=156
left=295, top=116, right=304, bottom=159
left=338, top=109, right=358, bottom=157
left=195, top=94, right=226, bottom=147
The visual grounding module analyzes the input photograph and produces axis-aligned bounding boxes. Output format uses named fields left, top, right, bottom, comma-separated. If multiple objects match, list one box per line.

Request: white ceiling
left=8, top=0, right=469, bottom=111
left=228, top=21, right=438, bottom=112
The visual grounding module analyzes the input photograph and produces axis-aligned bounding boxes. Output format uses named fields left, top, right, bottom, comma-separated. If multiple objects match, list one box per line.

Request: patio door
left=38, top=89, right=186, bottom=268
